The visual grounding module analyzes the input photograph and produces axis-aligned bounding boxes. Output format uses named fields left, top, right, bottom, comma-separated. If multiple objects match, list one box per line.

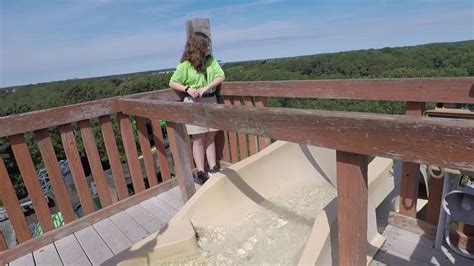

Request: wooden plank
left=140, top=198, right=174, bottom=224
left=78, top=119, right=113, bottom=207
left=223, top=96, right=239, bottom=163
left=0, top=178, right=177, bottom=264
left=219, top=78, right=474, bottom=103
left=233, top=97, right=249, bottom=160
left=151, top=119, right=171, bottom=182
left=9, top=253, right=34, bottom=266
left=135, top=117, right=159, bottom=187
left=148, top=196, right=178, bottom=222
left=0, top=98, right=120, bottom=138
left=166, top=122, right=196, bottom=202
left=399, top=102, right=425, bottom=217
left=424, top=176, right=444, bottom=224
left=124, top=88, right=182, bottom=101
left=216, top=95, right=231, bottom=163
left=58, top=124, right=95, bottom=215
left=254, top=97, right=270, bottom=151
left=388, top=211, right=437, bottom=239
left=93, top=218, right=132, bottom=254
left=55, top=233, right=91, bottom=266
left=75, top=226, right=114, bottom=265
left=0, top=157, right=31, bottom=243
left=99, top=115, right=129, bottom=201
left=243, top=96, right=257, bottom=156
left=35, top=129, right=76, bottom=224
left=185, top=131, right=195, bottom=169
left=32, top=243, right=62, bottom=266
left=119, top=98, right=474, bottom=172
left=125, top=204, right=164, bottom=233
left=117, top=113, right=145, bottom=193
left=157, top=187, right=184, bottom=210
left=109, top=212, right=148, bottom=243
left=9, top=134, right=54, bottom=232
left=336, top=151, right=368, bottom=266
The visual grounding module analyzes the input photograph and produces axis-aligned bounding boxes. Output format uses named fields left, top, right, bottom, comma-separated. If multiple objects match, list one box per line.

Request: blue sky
left=1, top=0, right=472, bottom=87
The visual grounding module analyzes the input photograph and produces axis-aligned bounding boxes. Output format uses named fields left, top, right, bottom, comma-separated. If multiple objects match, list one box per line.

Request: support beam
left=166, top=122, right=196, bottom=202
left=337, top=151, right=368, bottom=266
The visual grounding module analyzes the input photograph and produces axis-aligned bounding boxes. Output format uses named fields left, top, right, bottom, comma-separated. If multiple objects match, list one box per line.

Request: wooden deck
left=370, top=225, right=473, bottom=266
left=8, top=185, right=198, bottom=266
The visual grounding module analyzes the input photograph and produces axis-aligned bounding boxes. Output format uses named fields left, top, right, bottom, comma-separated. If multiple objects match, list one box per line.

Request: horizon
left=1, top=0, right=473, bottom=87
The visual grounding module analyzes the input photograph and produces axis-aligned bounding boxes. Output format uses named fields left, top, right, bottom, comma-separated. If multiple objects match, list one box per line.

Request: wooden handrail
left=219, top=78, right=474, bottom=103
left=0, top=98, right=120, bottom=138
left=119, top=98, right=474, bottom=172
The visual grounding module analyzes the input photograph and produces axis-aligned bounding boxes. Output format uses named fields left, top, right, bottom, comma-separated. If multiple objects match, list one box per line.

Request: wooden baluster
left=337, top=151, right=368, bottom=266
left=78, top=120, right=113, bottom=207
left=216, top=92, right=231, bottom=163
left=9, top=134, right=54, bottom=232
left=99, top=115, right=129, bottom=200
left=254, top=97, right=270, bottom=151
left=58, top=124, right=95, bottom=215
left=151, top=120, right=171, bottom=182
left=35, top=129, right=76, bottom=223
left=223, top=96, right=239, bottom=163
left=117, top=113, right=145, bottom=193
left=0, top=157, right=31, bottom=242
left=167, top=122, right=196, bottom=202
left=243, top=96, right=257, bottom=156
left=232, top=97, right=249, bottom=160
left=399, top=102, right=425, bottom=217
left=135, top=117, right=158, bottom=187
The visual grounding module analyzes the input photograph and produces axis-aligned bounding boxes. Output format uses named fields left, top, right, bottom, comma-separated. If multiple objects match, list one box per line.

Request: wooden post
left=337, top=151, right=368, bottom=266
left=167, top=122, right=196, bottom=202
left=186, top=18, right=212, bottom=54
left=399, top=102, right=425, bottom=217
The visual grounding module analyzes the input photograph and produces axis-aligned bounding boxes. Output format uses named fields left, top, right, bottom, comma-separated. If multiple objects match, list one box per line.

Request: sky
left=0, top=0, right=473, bottom=87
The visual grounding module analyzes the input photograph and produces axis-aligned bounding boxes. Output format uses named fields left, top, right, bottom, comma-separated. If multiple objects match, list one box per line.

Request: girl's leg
left=205, top=131, right=217, bottom=168
left=192, top=133, right=206, bottom=172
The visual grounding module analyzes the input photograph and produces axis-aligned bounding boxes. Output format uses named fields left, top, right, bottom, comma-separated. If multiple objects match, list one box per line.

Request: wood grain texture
left=0, top=157, right=31, bottom=243
left=78, top=119, right=113, bottom=207
left=58, top=124, right=95, bottom=215
left=9, top=134, right=54, bottom=232
left=219, top=78, right=474, bottom=103
left=35, top=129, right=76, bottom=223
left=243, top=96, right=257, bottom=156
left=254, top=97, right=270, bottom=151
left=117, top=113, right=145, bottom=193
left=151, top=119, right=171, bottom=182
left=55, top=233, right=91, bottom=265
left=166, top=122, right=196, bottom=202
left=119, top=98, right=474, bottom=172
left=223, top=96, right=239, bottom=163
left=0, top=177, right=177, bottom=264
left=232, top=98, right=249, bottom=160
left=0, top=98, right=120, bottom=138
left=99, top=115, right=129, bottom=201
left=337, top=151, right=368, bottom=266
left=135, top=116, right=158, bottom=187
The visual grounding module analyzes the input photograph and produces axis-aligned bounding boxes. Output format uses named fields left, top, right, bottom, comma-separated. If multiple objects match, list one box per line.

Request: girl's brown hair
left=181, top=32, right=211, bottom=73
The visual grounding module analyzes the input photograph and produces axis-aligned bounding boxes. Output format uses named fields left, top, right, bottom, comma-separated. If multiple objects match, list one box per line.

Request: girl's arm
left=170, top=81, right=198, bottom=98
left=199, top=76, right=225, bottom=96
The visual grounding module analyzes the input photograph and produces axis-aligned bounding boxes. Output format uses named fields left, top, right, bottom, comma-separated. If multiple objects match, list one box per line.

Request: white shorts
left=183, top=95, right=219, bottom=135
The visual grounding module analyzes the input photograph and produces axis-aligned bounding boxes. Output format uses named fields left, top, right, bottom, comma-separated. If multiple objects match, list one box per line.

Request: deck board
left=109, top=211, right=149, bottom=243
left=75, top=226, right=114, bottom=265
left=32, top=243, right=62, bottom=266
left=125, top=204, right=164, bottom=234
left=93, top=218, right=132, bottom=254
left=55, top=233, right=91, bottom=266
left=6, top=184, right=201, bottom=265
left=371, top=225, right=474, bottom=266
left=9, top=253, right=35, bottom=266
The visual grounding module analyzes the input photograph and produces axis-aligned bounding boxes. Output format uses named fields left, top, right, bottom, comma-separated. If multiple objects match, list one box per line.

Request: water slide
left=105, top=141, right=395, bottom=265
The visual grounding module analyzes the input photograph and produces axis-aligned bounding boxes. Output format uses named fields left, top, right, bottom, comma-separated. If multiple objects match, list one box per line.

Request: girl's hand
left=198, top=87, right=209, bottom=97
left=188, top=88, right=199, bottom=98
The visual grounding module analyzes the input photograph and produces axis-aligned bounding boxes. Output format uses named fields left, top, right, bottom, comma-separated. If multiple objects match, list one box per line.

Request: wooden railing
left=0, top=91, right=177, bottom=263
left=0, top=77, right=473, bottom=265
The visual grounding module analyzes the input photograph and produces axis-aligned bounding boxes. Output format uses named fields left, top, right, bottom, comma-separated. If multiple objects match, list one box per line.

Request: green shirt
left=170, top=57, right=225, bottom=89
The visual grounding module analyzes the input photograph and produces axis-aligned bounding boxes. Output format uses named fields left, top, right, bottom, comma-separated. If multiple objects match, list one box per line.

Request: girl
left=169, top=32, right=225, bottom=184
